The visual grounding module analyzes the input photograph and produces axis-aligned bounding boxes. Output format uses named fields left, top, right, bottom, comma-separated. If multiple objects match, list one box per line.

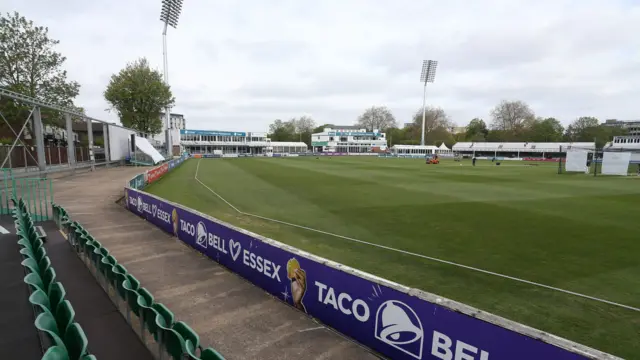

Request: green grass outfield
left=146, top=157, right=640, bottom=358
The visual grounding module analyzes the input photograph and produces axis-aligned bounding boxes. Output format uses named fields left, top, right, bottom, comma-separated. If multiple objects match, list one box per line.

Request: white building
left=178, top=129, right=271, bottom=155
left=152, top=112, right=187, bottom=145
left=452, top=142, right=595, bottom=158
left=603, top=120, right=640, bottom=136
left=311, top=126, right=387, bottom=153
left=607, top=135, right=640, bottom=148
left=390, top=144, right=452, bottom=157
left=605, top=136, right=640, bottom=164
left=271, top=142, right=308, bottom=154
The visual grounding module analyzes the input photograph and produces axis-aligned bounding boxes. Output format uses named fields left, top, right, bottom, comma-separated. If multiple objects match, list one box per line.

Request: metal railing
left=0, top=168, right=53, bottom=220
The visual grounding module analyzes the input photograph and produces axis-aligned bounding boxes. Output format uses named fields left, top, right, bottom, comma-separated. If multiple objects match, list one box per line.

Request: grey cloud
left=7, top=0, right=640, bottom=132
left=222, top=39, right=310, bottom=62
left=235, top=70, right=390, bottom=99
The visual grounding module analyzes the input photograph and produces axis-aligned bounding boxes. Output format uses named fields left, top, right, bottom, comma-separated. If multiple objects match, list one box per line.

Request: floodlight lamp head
left=420, top=60, right=438, bottom=83
left=160, top=0, right=183, bottom=28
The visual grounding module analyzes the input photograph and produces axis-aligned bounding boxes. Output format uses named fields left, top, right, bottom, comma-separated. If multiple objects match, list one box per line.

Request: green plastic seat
left=55, top=300, right=76, bottom=336
left=154, top=304, right=176, bottom=352
left=29, top=289, right=53, bottom=315
left=25, top=267, right=56, bottom=294
left=77, top=234, right=90, bottom=254
left=24, top=237, right=44, bottom=253
left=20, top=245, right=47, bottom=262
left=154, top=303, right=175, bottom=326
left=17, top=237, right=32, bottom=250
left=123, top=279, right=140, bottom=314
left=72, top=223, right=85, bottom=248
left=90, top=239, right=102, bottom=249
left=126, top=274, right=140, bottom=290
left=39, top=256, right=52, bottom=274
left=164, top=327, right=188, bottom=360
left=24, top=272, right=45, bottom=293
left=41, top=345, right=70, bottom=360
left=80, top=238, right=94, bottom=263
left=18, top=226, right=36, bottom=240
left=185, top=342, right=201, bottom=360
left=105, top=262, right=119, bottom=289
left=134, top=287, right=154, bottom=340
left=64, top=323, right=89, bottom=360
left=84, top=242, right=99, bottom=270
left=114, top=267, right=129, bottom=301
left=138, top=287, right=154, bottom=308
left=49, top=282, right=67, bottom=315
left=35, top=312, right=65, bottom=348
left=91, top=245, right=108, bottom=271
left=200, top=347, right=225, bottom=360
left=173, top=321, right=201, bottom=358
left=142, top=305, right=161, bottom=341
left=100, top=255, right=117, bottom=281
left=21, top=257, right=40, bottom=275
left=81, top=355, right=97, bottom=360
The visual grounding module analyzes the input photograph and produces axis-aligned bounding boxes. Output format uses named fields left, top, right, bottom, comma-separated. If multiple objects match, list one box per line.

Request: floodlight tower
left=419, top=60, right=438, bottom=146
left=160, top=0, right=183, bottom=156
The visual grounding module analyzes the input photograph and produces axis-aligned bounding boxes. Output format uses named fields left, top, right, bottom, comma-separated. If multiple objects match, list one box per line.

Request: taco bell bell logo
left=196, top=221, right=208, bottom=248
left=137, top=196, right=143, bottom=213
left=375, top=300, right=423, bottom=359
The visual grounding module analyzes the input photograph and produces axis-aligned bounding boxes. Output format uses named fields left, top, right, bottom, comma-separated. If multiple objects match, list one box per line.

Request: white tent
left=135, top=136, right=165, bottom=164
left=438, top=143, right=449, bottom=150
left=108, top=125, right=136, bottom=161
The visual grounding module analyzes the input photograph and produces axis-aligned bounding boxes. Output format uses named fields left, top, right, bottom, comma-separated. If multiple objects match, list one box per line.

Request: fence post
left=65, top=113, right=76, bottom=167
left=557, top=146, right=562, bottom=174
left=39, top=180, right=44, bottom=220
left=33, top=107, right=47, bottom=172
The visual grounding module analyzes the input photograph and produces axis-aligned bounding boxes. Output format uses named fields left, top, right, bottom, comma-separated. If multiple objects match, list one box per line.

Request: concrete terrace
left=53, top=166, right=377, bottom=360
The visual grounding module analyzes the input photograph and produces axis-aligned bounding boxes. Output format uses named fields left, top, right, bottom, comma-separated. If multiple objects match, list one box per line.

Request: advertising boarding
left=124, top=187, right=597, bottom=360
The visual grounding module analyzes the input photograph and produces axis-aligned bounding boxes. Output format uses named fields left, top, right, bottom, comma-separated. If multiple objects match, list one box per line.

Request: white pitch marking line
left=193, top=159, right=640, bottom=312
left=298, top=326, right=325, bottom=333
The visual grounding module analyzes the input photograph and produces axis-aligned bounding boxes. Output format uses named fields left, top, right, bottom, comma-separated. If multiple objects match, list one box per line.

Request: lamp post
left=160, top=0, right=183, bottom=157
left=419, top=60, right=438, bottom=146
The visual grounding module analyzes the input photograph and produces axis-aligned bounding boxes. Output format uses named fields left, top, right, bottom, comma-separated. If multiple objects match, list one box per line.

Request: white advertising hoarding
left=565, top=150, right=588, bottom=173
left=601, top=152, right=631, bottom=176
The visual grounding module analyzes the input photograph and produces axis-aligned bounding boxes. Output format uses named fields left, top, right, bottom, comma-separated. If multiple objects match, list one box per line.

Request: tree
left=313, top=124, right=334, bottom=134
left=268, top=116, right=316, bottom=145
left=268, top=119, right=296, bottom=142
left=104, top=58, right=174, bottom=135
left=428, top=126, right=456, bottom=148
left=465, top=118, right=489, bottom=141
left=564, top=117, right=627, bottom=147
left=292, top=115, right=315, bottom=145
left=293, top=115, right=315, bottom=134
left=490, top=100, right=535, bottom=133
left=410, top=107, right=450, bottom=144
left=356, top=106, right=397, bottom=131
left=565, top=116, right=599, bottom=141
left=0, top=11, right=80, bottom=128
left=526, top=117, right=564, bottom=142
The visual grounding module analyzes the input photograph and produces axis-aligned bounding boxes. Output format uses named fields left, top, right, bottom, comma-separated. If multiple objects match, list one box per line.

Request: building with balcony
left=152, top=112, right=187, bottom=145
left=311, top=127, right=387, bottom=153
left=603, top=119, right=640, bottom=136
left=178, top=129, right=272, bottom=155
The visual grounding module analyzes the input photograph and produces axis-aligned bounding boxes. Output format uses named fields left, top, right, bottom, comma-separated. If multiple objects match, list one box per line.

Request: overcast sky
left=7, top=0, right=640, bottom=132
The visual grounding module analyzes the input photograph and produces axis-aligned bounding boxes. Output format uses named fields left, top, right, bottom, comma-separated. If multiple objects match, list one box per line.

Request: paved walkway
left=42, top=220, right=153, bottom=359
left=53, top=166, right=378, bottom=360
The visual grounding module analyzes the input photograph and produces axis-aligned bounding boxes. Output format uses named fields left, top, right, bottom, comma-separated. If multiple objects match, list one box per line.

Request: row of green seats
left=51, top=203, right=225, bottom=360
left=13, top=198, right=95, bottom=360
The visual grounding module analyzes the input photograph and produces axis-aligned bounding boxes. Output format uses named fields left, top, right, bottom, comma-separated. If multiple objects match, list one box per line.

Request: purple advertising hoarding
left=123, top=188, right=599, bottom=360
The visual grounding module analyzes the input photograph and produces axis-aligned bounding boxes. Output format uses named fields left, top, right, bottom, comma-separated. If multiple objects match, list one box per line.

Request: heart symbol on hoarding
left=229, top=239, right=241, bottom=261
left=152, top=206, right=157, bottom=217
